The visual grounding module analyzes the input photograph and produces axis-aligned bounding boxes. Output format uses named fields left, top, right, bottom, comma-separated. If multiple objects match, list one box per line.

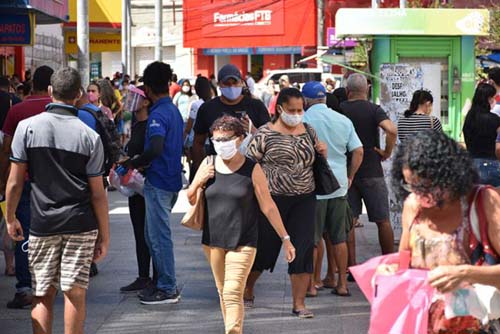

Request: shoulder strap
left=81, top=106, right=100, bottom=119
left=303, top=123, right=316, bottom=145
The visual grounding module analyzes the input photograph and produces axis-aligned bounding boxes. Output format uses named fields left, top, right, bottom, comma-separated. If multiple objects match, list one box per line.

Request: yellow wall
left=68, top=0, right=121, bottom=24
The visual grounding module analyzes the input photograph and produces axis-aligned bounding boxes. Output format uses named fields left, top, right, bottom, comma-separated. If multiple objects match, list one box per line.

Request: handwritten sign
left=379, top=64, right=423, bottom=239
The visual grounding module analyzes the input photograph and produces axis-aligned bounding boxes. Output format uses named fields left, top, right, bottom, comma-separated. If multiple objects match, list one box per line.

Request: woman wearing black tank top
left=187, top=116, right=295, bottom=334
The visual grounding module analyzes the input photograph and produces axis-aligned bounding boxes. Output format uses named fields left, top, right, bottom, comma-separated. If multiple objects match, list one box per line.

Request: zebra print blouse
left=247, top=123, right=316, bottom=196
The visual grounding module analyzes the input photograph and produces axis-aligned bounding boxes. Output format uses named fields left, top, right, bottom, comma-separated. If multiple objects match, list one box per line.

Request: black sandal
left=292, top=309, right=315, bottom=319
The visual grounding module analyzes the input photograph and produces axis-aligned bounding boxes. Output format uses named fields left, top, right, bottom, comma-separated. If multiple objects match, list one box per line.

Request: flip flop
left=244, top=296, right=255, bottom=308
left=292, top=309, right=315, bottom=319
left=331, top=287, right=351, bottom=297
left=306, top=291, right=318, bottom=298
left=354, top=221, right=364, bottom=228
left=314, top=284, right=325, bottom=291
left=322, top=279, right=336, bottom=289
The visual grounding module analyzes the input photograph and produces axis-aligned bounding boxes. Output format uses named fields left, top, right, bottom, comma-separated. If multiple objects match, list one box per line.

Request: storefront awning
left=0, top=1, right=68, bottom=24
left=336, top=8, right=490, bottom=37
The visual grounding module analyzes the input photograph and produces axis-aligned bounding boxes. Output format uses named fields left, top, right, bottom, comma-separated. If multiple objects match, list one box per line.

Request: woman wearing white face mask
left=244, top=88, right=327, bottom=318
left=188, top=115, right=295, bottom=334
left=173, top=79, right=196, bottom=123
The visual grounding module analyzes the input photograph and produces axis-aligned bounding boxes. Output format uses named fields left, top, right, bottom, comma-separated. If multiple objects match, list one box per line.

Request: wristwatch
left=282, top=235, right=291, bottom=241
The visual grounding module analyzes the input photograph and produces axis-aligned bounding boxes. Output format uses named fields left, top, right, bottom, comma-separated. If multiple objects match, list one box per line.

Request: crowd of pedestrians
left=1, top=60, right=500, bottom=334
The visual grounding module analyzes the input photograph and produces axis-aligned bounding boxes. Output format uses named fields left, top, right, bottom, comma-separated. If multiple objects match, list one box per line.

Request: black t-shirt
left=340, top=100, right=389, bottom=178
left=194, top=96, right=270, bottom=135
left=202, top=158, right=258, bottom=250
left=463, top=112, right=500, bottom=159
left=126, top=120, right=147, bottom=158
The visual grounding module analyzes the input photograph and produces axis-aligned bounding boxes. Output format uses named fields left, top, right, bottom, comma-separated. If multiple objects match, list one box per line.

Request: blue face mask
left=220, top=87, right=242, bottom=100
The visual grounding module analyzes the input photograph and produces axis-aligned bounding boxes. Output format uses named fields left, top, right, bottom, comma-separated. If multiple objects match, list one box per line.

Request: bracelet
left=282, top=235, right=290, bottom=241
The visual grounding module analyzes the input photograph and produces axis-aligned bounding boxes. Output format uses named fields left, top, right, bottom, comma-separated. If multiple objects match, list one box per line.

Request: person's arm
left=126, top=135, right=164, bottom=169
left=0, top=135, right=12, bottom=193
left=496, top=129, right=500, bottom=160
left=186, top=157, right=214, bottom=205
left=89, top=176, right=109, bottom=262
left=184, top=117, right=194, bottom=141
left=429, top=188, right=500, bottom=292
left=348, top=147, right=363, bottom=187
left=5, top=162, right=26, bottom=241
left=252, top=163, right=295, bottom=263
left=192, top=133, right=208, bottom=173
left=375, top=119, right=397, bottom=161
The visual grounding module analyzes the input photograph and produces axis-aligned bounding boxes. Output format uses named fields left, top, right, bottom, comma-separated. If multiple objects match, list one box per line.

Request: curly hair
left=391, top=130, right=478, bottom=205
left=210, top=115, right=245, bottom=137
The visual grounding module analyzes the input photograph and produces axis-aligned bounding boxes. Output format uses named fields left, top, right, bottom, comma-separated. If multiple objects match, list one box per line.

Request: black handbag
left=305, top=124, right=341, bottom=195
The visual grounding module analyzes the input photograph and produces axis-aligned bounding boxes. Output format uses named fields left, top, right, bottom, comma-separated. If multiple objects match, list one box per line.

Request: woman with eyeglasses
left=393, top=129, right=500, bottom=334
left=244, top=88, right=327, bottom=318
left=187, top=115, right=295, bottom=334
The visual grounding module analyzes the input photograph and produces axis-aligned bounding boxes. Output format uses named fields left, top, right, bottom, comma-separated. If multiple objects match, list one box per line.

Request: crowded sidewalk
left=0, top=190, right=377, bottom=334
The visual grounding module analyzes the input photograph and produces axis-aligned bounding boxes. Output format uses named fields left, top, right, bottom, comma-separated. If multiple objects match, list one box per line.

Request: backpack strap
left=80, top=106, right=100, bottom=120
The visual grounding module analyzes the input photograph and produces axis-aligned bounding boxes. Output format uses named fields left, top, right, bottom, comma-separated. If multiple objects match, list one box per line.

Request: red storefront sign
left=202, top=0, right=284, bottom=37
left=184, top=0, right=316, bottom=48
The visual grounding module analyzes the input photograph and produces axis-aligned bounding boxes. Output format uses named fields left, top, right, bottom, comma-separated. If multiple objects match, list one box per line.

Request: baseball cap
left=302, top=81, right=326, bottom=99
left=218, top=64, right=242, bottom=83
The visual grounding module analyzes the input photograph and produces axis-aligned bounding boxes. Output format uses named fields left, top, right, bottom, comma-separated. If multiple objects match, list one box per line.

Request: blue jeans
left=473, top=159, right=500, bottom=187
left=144, top=181, right=178, bottom=294
left=15, top=183, right=31, bottom=292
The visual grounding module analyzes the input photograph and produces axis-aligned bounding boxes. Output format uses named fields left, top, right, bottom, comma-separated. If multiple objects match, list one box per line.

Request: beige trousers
left=203, top=245, right=257, bottom=334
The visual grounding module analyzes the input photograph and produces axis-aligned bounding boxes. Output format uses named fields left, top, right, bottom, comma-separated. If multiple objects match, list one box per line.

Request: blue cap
left=302, top=81, right=326, bottom=99
left=218, top=64, right=242, bottom=83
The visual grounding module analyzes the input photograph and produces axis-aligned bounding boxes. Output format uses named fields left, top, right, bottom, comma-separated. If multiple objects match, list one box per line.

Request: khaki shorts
left=315, top=197, right=353, bottom=245
left=29, top=230, right=98, bottom=296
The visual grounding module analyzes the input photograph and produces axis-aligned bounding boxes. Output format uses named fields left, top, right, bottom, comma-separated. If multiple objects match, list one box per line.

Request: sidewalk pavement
left=0, top=190, right=382, bottom=333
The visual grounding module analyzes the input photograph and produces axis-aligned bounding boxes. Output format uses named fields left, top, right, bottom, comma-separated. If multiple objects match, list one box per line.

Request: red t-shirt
left=2, top=95, right=52, bottom=137
left=169, top=83, right=181, bottom=99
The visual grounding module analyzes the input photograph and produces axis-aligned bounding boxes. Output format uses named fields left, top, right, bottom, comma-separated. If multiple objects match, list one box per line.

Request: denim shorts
left=473, top=159, right=500, bottom=187
left=347, top=177, right=389, bottom=222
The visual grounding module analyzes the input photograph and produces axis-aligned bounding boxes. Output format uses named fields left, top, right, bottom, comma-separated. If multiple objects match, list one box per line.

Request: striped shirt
left=397, top=114, right=442, bottom=143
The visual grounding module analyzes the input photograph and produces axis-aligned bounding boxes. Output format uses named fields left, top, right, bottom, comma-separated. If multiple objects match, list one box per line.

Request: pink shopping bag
left=350, top=251, right=411, bottom=303
left=369, top=269, right=433, bottom=334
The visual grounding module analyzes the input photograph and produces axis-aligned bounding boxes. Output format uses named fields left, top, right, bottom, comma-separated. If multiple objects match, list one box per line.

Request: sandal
left=314, top=284, right=324, bottom=291
left=292, top=309, right=315, bottom=319
left=354, top=221, right=364, bottom=228
left=306, top=291, right=318, bottom=298
left=322, top=278, right=336, bottom=289
left=244, top=296, right=255, bottom=308
left=331, top=287, right=351, bottom=297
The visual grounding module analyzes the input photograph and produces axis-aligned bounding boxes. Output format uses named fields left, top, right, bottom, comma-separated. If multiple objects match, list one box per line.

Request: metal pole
left=122, top=0, right=128, bottom=75
left=77, top=0, right=89, bottom=85
left=155, top=0, right=163, bottom=61
left=127, top=0, right=132, bottom=76
left=316, top=0, right=324, bottom=70
left=372, top=0, right=378, bottom=8
left=400, top=0, right=406, bottom=8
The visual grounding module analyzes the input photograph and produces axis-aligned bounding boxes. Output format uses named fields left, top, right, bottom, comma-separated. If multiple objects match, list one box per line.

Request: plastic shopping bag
left=123, top=169, right=145, bottom=196
left=350, top=251, right=410, bottom=303
left=109, top=168, right=136, bottom=197
left=370, top=269, right=434, bottom=334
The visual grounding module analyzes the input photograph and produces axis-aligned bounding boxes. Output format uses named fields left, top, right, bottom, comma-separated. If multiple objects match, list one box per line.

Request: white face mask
left=182, top=86, right=191, bottom=93
left=279, top=107, right=303, bottom=127
left=213, top=138, right=238, bottom=160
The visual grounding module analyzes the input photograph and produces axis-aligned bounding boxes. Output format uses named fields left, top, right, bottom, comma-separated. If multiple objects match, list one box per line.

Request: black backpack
left=81, top=107, right=121, bottom=176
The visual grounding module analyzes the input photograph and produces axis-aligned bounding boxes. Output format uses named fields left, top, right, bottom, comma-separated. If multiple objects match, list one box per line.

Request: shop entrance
left=250, top=55, right=264, bottom=81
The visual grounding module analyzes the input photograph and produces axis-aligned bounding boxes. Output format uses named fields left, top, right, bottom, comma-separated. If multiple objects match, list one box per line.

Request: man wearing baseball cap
left=192, top=64, right=270, bottom=172
left=302, top=81, right=363, bottom=298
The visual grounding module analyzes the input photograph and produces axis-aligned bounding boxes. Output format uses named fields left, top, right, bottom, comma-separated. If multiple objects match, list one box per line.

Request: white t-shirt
left=189, top=99, right=204, bottom=120
left=492, top=102, right=500, bottom=117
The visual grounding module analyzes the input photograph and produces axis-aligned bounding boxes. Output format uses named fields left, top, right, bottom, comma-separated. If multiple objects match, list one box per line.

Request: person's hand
left=6, top=218, right=24, bottom=242
left=240, top=115, right=255, bottom=134
left=428, top=265, right=468, bottom=293
left=316, top=141, right=328, bottom=158
left=194, top=160, right=215, bottom=186
left=283, top=239, right=296, bottom=263
left=93, top=237, right=109, bottom=262
left=374, top=147, right=392, bottom=161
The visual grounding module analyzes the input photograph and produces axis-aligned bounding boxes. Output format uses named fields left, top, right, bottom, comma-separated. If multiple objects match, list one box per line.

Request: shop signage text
left=0, top=14, right=33, bottom=46
left=65, top=31, right=121, bottom=54
left=202, top=0, right=284, bottom=37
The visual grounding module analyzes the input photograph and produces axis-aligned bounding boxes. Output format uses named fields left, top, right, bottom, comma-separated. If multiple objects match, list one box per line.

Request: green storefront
left=335, top=8, right=490, bottom=140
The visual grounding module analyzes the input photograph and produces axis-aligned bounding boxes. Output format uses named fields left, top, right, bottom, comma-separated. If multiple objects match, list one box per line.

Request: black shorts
left=347, top=177, right=389, bottom=222
left=252, top=193, right=315, bottom=275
